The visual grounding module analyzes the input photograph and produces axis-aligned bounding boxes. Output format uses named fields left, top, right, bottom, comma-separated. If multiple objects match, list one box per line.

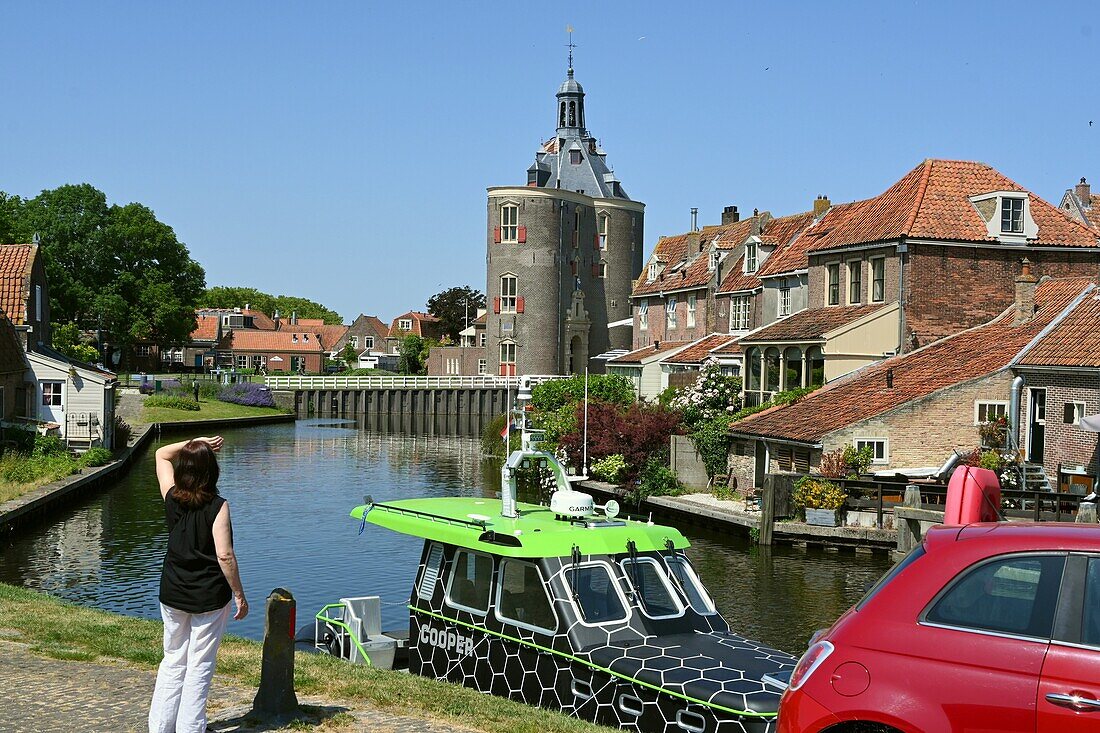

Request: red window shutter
left=591, top=264, right=599, bottom=277
left=493, top=227, right=501, bottom=244
left=493, top=297, right=501, bottom=314
left=570, top=260, right=577, bottom=276
left=593, top=233, right=600, bottom=250
left=516, top=296, right=525, bottom=314
left=517, top=225, right=527, bottom=243
left=499, top=363, right=507, bottom=376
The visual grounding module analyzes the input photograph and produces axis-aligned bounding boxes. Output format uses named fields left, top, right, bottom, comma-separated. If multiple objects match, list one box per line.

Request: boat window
left=621, top=557, right=683, bottom=618
left=496, top=560, right=557, bottom=635
left=446, top=550, right=493, bottom=615
left=565, top=563, right=629, bottom=624
left=665, top=556, right=717, bottom=615
left=417, top=543, right=445, bottom=600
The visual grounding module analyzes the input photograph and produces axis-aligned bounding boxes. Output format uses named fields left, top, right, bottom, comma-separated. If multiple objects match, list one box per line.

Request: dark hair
left=173, top=440, right=220, bottom=509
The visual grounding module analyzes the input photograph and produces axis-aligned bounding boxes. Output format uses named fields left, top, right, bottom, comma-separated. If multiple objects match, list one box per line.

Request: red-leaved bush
left=558, top=401, right=682, bottom=481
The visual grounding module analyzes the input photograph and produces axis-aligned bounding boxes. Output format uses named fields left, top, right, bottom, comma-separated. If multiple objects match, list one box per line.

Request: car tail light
left=788, top=641, right=834, bottom=691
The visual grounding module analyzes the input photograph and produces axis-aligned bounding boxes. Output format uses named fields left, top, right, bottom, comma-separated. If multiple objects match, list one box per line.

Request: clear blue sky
left=3, top=2, right=1096, bottom=323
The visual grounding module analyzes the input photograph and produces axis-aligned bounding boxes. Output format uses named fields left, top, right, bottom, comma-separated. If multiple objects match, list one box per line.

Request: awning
left=1079, top=414, right=1100, bottom=432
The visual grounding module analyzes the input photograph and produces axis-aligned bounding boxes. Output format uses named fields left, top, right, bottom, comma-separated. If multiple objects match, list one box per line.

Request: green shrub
left=627, top=457, right=681, bottom=507
left=590, top=454, right=627, bottom=484
left=33, top=434, right=66, bottom=457
left=689, top=416, right=732, bottom=479
left=0, top=453, right=80, bottom=484
left=144, top=395, right=200, bottom=411
left=530, top=374, right=635, bottom=412
left=80, top=447, right=113, bottom=467
left=656, top=385, right=679, bottom=409
left=979, top=449, right=1004, bottom=472
left=480, top=414, right=520, bottom=457
left=4, top=428, right=35, bottom=454
left=792, top=476, right=847, bottom=512
left=841, top=444, right=874, bottom=477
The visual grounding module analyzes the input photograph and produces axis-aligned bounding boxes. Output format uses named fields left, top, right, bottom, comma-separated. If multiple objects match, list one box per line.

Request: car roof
left=925, top=522, right=1100, bottom=553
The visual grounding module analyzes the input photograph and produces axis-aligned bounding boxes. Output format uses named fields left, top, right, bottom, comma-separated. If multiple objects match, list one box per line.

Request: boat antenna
left=583, top=367, right=589, bottom=476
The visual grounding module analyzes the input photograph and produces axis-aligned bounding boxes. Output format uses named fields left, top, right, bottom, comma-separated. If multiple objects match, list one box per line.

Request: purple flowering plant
left=218, top=382, right=276, bottom=408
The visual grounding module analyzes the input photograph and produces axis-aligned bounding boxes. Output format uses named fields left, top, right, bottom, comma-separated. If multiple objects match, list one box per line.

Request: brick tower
left=486, top=53, right=644, bottom=376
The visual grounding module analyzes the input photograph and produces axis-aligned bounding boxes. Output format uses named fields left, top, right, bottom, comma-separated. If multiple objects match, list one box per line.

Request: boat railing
left=368, top=501, right=490, bottom=530
left=314, top=603, right=373, bottom=665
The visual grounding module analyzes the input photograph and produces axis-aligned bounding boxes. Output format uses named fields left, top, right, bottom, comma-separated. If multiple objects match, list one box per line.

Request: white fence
left=265, top=374, right=564, bottom=390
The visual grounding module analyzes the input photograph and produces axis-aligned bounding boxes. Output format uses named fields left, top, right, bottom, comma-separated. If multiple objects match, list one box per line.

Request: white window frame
left=730, top=295, right=751, bottom=331
left=350, top=335, right=358, bottom=348
left=499, top=341, right=516, bottom=368
left=975, top=400, right=1009, bottom=425
left=647, top=262, right=657, bottom=282
left=500, top=204, right=518, bottom=243
left=827, top=262, right=841, bottom=306
left=598, top=213, right=609, bottom=250
left=848, top=260, right=862, bottom=305
left=135, top=344, right=151, bottom=357
left=639, top=299, right=649, bottom=330
left=598, top=261, right=607, bottom=279
left=500, top=274, right=518, bottom=314
left=173, top=350, right=184, bottom=363
left=236, top=354, right=248, bottom=368
left=854, top=438, right=888, bottom=465
left=708, top=248, right=718, bottom=272
left=41, top=381, right=63, bottom=407
left=495, top=559, right=558, bottom=635
left=477, top=358, right=487, bottom=375
left=778, top=287, right=791, bottom=318
left=666, top=298, right=677, bottom=328
left=686, top=295, right=696, bottom=328
left=398, top=318, right=413, bottom=331
left=744, top=242, right=758, bottom=273
left=364, top=336, right=374, bottom=349
left=871, top=257, right=886, bottom=303
left=1066, top=401, right=1087, bottom=426
left=1001, top=196, right=1025, bottom=234
left=564, top=560, right=633, bottom=628
left=291, top=355, right=305, bottom=372
left=619, top=557, right=685, bottom=620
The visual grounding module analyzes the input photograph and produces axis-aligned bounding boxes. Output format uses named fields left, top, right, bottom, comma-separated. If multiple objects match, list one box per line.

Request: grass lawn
left=142, top=398, right=292, bottom=424
left=0, top=583, right=612, bottom=733
left=0, top=454, right=80, bottom=505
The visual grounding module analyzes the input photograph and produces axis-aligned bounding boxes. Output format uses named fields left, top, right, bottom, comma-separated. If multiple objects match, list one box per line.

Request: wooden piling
left=758, top=475, right=775, bottom=546
left=896, top=484, right=922, bottom=555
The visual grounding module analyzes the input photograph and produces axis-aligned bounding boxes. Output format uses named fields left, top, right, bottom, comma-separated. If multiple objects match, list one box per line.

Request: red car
left=779, top=523, right=1100, bottom=733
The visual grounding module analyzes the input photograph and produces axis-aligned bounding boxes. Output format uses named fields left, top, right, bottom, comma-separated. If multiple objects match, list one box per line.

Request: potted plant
left=792, top=476, right=848, bottom=526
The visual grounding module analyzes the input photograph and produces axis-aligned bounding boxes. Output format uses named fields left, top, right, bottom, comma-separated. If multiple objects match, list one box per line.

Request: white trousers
left=148, top=602, right=231, bottom=733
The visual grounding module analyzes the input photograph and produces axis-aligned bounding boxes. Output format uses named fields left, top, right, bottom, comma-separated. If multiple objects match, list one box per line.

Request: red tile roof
left=246, top=309, right=277, bottom=330
left=633, top=216, right=765, bottom=297
left=1016, top=288, right=1100, bottom=367
left=316, top=324, right=349, bottom=351
left=0, top=308, right=27, bottom=374
left=752, top=212, right=819, bottom=277
left=732, top=278, right=1094, bottom=443
left=190, top=313, right=220, bottom=341
left=712, top=339, right=743, bottom=355
left=742, top=305, right=886, bottom=343
left=221, top=330, right=324, bottom=352
left=610, top=340, right=691, bottom=365
left=388, top=311, right=441, bottom=338
left=1087, top=195, right=1100, bottom=231
left=296, top=318, right=325, bottom=327
left=662, top=334, right=740, bottom=365
left=0, top=244, right=35, bottom=325
left=716, top=255, right=761, bottom=293
left=804, top=160, right=1098, bottom=252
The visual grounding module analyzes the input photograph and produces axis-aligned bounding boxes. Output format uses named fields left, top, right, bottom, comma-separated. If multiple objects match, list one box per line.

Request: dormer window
left=398, top=318, right=413, bottom=331
left=1001, top=197, right=1025, bottom=234
left=647, top=263, right=657, bottom=282
left=745, top=242, right=758, bottom=273
left=708, top=248, right=718, bottom=272
left=570, top=150, right=582, bottom=165
left=292, top=334, right=298, bottom=343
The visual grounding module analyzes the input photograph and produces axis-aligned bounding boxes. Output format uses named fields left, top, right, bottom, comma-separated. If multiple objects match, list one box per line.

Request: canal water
left=0, top=420, right=892, bottom=654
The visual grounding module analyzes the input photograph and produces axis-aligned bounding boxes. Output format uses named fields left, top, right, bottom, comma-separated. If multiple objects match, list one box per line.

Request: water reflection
left=0, top=421, right=890, bottom=652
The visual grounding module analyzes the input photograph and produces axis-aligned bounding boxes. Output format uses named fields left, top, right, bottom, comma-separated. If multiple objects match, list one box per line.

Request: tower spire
left=566, top=25, right=576, bottom=78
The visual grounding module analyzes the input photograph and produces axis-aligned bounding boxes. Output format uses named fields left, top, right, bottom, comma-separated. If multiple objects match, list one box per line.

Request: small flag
left=501, top=419, right=511, bottom=441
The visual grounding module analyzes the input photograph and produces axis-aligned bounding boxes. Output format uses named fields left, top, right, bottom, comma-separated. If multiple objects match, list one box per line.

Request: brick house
left=1012, top=283, right=1100, bottom=493
left=726, top=276, right=1093, bottom=489
left=1059, top=177, right=1099, bottom=231
left=657, top=333, right=739, bottom=390
left=0, top=243, right=50, bottom=352
left=217, top=329, right=324, bottom=374
left=332, top=314, right=389, bottom=363
left=607, top=340, right=691, bottom=400
left=0, top=308, right=28, bottom=421
left=426, top=312, right=489, bottom=377
left=386, top=311, right=444, bottom=355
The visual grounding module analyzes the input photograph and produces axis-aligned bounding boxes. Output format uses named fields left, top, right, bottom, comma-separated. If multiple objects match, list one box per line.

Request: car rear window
left=857, top=545, right=925, bottom=610
left=926, top=554, right=1065, bottom=639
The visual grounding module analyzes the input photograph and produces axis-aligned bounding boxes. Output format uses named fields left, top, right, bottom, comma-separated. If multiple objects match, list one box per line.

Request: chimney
left=722, top=205, right=740, bottom=224
left=690, top=207, right=699, bottom=232
left=813, top=195, right=831, bottom=218
left=1014, top=258, right=1039, bottom=325
left=291, top=310, right=298, bottom=325
left=1076, top=177, right=1091, bottom=205
left=653, top=340, right=660, bottom=350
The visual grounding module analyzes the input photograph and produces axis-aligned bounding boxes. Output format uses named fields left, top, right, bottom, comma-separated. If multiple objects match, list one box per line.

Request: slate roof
left=0, top=309, right=27, bottom=374
left=220, top=330, right=324, bottom=352
left=731, top=278, right=1094, bottom=443
left=0, top=244, right=35, bottom=325
left=804, top=159, right=1098, bottom=251
left=633, top=216, right=764, bottom=298
left=1015, top=289, right=1100, bottom=367
left=741, top=304, right=886, bottom=343
left=609, top=340, right=691, bottom=365
left=661, top=334, right=740, bottom=365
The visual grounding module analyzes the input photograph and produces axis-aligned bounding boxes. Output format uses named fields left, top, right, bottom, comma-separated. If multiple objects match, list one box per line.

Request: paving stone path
left=0, top=639, right=479, bottom=733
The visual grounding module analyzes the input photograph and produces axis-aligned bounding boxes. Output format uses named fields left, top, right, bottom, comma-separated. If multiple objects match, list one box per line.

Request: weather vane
left=566, top=25, right=576, bottom=74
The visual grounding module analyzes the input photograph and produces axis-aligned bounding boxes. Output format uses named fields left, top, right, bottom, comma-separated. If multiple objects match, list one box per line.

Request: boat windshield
left=665, top=555, right=717, bottom=615
left=566, top=564, right=629, bottom=624
left=621, top=557, right=683, bottom=618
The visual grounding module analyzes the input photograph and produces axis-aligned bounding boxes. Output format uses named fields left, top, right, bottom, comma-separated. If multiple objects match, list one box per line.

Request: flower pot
left=805, top=507, right=838, bottom=527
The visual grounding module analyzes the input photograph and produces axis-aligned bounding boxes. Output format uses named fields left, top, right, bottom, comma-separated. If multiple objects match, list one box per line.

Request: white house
left=27, top=347, right=116, bottom=449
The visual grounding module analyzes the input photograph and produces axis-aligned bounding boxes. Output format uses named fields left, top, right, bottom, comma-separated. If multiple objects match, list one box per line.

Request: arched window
left=746, top=347, right=761, bottom=391
left=559, top=102, right=567, bottom=128
left=500, top=275, right=518, bottom=313
left=807, top=346, right=825, bottom=387
left=599, top=214, right=609, bottom=249
left=499, top=341, right=516, bottom=377
left=568, top=101, right=576, bottom=126
left=500, top=204, right=518, bottom=242
left=784, top=347, right=803, bottom=390
left=764, top=348, right=781, bottom=393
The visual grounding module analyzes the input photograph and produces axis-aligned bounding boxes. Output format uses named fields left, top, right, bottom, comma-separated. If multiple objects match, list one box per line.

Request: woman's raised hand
left=197, top=436, right=224, bottom=452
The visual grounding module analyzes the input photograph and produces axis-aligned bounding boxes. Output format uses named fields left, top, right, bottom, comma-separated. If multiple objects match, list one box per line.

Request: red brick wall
left=632, top=288, right=709, bottom=348
left=906, top=245, right=1099, bottom=349
left=809, top=246, right=899, bottom=310
left=1020, top=371, right=1100, bottom=487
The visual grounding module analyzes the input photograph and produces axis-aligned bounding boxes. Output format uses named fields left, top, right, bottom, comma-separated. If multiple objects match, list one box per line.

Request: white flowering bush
left=672, top=359, right=742, bottom=426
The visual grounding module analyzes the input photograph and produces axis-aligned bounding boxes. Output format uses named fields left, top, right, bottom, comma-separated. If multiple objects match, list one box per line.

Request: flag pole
left=583, top=367, right=589, bottom=477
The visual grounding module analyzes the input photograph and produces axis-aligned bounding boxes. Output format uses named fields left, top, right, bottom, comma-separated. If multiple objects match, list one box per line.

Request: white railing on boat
left=265, top=374, right=564, bottom=390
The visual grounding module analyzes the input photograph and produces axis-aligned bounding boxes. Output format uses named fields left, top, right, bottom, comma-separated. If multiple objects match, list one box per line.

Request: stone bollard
left=1077, top=502, right=1097, bottom=524
left=251, top=587, right=300, bottom=720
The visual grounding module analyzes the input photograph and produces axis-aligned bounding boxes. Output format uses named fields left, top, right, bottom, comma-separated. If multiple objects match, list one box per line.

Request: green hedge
left=144, top=395, right=200, bottom=411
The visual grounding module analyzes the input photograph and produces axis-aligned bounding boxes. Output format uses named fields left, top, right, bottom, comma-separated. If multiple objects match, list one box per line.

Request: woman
left=148, top=436, right=248, bottom=733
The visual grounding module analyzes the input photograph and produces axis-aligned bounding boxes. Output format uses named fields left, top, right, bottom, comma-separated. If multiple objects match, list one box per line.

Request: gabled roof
left=1015, top=290, right=1100, bottom=368
left=803, top=159, right=1098, bottom=251
left=731, top=278, right=1094, bottom=444
left=190, top=313, right=220, bottom=342
left=0, top=308, right=27, bottom=374
left=0, top=244, right=36, bottom=325
left=741, top=304, right=886, bottom=343
left=752, top=211, right=819, bottom=277
left=661, top=334, right=740, bottom=365
left=756, top=206, right=859, bottom=277
left=388, top=311, right=441, bottom=338
left=316, top=324, right=350, bottom=351
left=220, top=329, right=325, bottom=352
left=633, top=216, right=764, bottom=298
left=609, top=340, right=691, bottom=365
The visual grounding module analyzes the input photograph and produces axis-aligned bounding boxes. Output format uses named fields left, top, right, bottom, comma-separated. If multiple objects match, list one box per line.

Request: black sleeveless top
left=159, top=488, right=233, bottom=613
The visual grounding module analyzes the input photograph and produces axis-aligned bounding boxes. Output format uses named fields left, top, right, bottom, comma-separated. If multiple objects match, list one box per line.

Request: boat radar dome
left=550, top=490, right=619, bottom=520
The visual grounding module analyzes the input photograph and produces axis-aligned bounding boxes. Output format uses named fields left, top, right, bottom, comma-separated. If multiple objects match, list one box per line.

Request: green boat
left=315, top=388, right=796, bottom=733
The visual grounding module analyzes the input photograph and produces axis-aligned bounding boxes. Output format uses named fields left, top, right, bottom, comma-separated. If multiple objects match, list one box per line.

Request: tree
left=52, top=322, right=100, bottom=364
left=398, top=334, right=425, bottom=374
left=426, top=285, right=485, bottom=341
left=0, top=192, right=30, bottom=244
left=340, top=341, right=358, bottom=367
left=199, top=286, right=342, bottom=324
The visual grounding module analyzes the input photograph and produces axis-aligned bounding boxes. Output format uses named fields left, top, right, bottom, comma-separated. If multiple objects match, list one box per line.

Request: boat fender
left=418, top=624, right=475, bottom=656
